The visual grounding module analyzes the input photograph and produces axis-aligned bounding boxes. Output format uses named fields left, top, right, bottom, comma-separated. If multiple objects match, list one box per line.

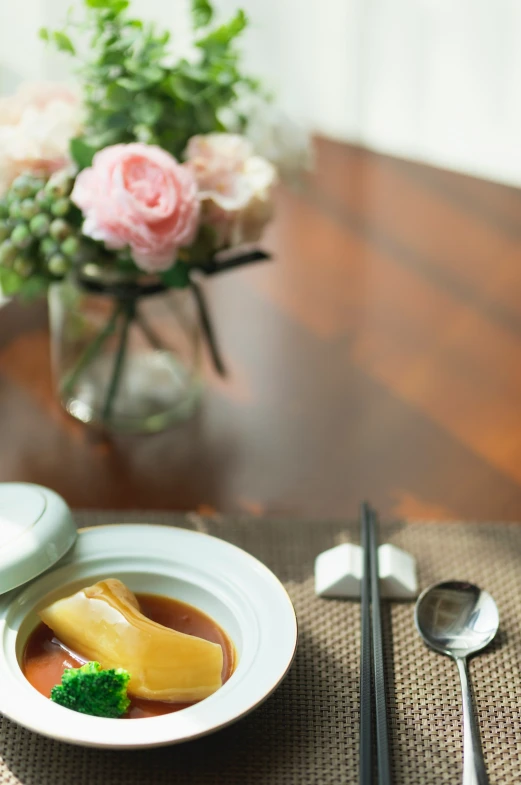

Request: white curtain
left=1, top=0, right=521, bottom=186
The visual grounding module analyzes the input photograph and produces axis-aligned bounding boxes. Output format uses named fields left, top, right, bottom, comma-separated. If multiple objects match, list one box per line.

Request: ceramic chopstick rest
left=314, top=543, right=418, bottom=600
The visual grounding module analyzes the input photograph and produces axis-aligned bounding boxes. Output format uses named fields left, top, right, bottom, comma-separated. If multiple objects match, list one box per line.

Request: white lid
left=0, top=483, right=77, bottom=594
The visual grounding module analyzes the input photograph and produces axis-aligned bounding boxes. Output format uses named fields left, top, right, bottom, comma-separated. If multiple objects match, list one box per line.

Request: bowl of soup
left=0, top=523, right=297, bottom=748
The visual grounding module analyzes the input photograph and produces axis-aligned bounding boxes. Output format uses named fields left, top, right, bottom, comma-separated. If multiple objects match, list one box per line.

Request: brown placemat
left=2, top=513, right=521, bottom=785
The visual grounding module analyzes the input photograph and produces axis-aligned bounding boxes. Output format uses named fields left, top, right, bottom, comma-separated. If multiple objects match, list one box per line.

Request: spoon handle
left=455, top=657, right=490, bottom=785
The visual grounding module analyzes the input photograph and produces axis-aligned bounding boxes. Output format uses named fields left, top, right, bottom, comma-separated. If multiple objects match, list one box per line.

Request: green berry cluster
left=0, top=170, right=90, bottom=298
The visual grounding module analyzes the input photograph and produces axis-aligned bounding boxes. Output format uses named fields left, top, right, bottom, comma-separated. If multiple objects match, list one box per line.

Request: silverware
left=415, top=581, right=499, bottom=785
left=359, top=503, right=391, bottom=785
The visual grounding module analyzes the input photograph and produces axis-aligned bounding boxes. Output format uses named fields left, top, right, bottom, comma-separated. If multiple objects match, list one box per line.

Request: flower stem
left=190, top=280, right=226, bottom=377
left=135, top=308, right=167, bottom=352
left=101, top=300, right=134, bottom=424
left=60, top=301, right=122, bottom=399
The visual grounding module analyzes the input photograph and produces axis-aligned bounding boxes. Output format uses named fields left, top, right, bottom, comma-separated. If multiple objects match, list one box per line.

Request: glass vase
left=48, top=271, right=203, bottom=434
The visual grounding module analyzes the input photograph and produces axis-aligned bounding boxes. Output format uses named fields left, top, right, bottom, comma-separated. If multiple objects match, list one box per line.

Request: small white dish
left=0, top=524, right=297, bottom=749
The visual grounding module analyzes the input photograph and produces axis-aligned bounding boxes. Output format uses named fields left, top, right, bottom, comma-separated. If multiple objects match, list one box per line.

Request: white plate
left=0, top=524, right=297, bottom=748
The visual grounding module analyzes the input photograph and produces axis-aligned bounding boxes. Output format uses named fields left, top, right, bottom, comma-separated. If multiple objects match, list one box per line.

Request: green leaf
left=53, top=31, right=75, bottom=55
left=104, top=84, right=131, bottom=110
left=196, top=10, right=247, bottom=53
left=124, top=62, right=164, bottom=84
left=157, top=128, right=188, bottom=155
left=161, top=262, right=191, bottom=289
left=70, top=138, right=96, bottom=170
left=115, top=76, right=146, bottom=92
left=195, top=101, right=218, bottom=132
left=178, top=63, right=210, bottom=83
left=166, top=74, right=202, bottom=103
left=104, top=112, right=132, bottom=131
left=131, top=98, right=163, bottom=125
left=191, top=0, right=213, bottom=29
left=86, top=0, right=129, bottom=10
left=140, top=66, right=165, bottom=84
left=39, top=28, right=50, bottom=42
left=84, top=129, right=124, bottom=149
left=133, top=124, right=157, bottom=144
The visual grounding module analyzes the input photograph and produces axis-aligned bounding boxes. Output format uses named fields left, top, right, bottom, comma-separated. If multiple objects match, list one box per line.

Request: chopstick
left=359, top=502, right=391, bottom=785
left=369, top=506, right=391, bottom=785
left=359, top=502, right=373, bottom=784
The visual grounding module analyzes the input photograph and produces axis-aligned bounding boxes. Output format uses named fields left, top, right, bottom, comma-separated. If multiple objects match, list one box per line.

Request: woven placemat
left=1, top=513, right=521, bottom=785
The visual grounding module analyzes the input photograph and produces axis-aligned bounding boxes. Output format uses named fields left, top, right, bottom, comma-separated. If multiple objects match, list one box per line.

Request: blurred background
left=2, top=0, right=521, bottom=186
left=2, top=0, right=521, bottom=521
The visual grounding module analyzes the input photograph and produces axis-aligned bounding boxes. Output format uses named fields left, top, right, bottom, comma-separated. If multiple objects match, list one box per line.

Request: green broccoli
left=50, top=661, right=131, bottom=718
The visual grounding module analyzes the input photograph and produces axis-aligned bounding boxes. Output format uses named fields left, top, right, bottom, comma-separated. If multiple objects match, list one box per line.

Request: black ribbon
left=193, top=249, right=271, bottom=276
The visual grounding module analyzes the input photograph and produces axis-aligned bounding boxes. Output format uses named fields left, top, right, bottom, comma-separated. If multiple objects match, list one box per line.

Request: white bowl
left=0, top=524, right=297, bottom=748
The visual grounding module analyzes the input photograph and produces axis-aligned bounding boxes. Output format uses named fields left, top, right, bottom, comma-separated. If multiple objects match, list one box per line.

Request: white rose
left=185, top=133, right=278, bottom=248
left=0, top=82, right=82, bottom=196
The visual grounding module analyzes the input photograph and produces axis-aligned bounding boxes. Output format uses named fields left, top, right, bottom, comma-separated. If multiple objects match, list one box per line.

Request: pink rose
left=185, top=133, right=277, bottom=248
left=72, top=143, right=200, bottom=273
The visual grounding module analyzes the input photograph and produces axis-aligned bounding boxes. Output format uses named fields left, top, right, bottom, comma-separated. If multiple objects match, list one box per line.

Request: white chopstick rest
left=314, top=542, right=418, bottom=600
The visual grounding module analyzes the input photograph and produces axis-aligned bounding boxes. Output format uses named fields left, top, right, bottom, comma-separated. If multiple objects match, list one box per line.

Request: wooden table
left=1, top=138, right=521, bottom=520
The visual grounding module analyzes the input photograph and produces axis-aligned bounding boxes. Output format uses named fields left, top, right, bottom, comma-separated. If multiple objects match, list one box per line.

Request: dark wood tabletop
left=1, top=137, right=521, bottom=521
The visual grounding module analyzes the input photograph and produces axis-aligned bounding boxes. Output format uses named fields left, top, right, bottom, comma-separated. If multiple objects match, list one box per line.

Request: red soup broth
left=22, top=593, right=236, bottom=720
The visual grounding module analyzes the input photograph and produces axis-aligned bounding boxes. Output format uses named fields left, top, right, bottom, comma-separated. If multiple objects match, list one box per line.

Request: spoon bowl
left=415, top=580, right=499, bottom=659
left=415, top=581, right=499, bottom=785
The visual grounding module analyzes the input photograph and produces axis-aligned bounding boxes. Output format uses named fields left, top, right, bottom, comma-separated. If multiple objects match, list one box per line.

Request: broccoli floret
left=50, top=661, right=131, bottom=718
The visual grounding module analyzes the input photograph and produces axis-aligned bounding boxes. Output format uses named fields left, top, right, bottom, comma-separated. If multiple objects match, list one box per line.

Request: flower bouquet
left=0, top=0, right=295, bottom=434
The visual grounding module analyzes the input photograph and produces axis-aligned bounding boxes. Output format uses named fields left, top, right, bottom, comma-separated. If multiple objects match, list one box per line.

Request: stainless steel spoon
left=415, top=581, right=499, bottom=785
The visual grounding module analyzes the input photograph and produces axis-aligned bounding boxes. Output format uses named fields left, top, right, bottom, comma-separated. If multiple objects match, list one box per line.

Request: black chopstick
left=359, top=503, right=391, bottom=785
left=369, top=507, right=391, bottom=785
left=359, top=502, right=373, bottom=784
